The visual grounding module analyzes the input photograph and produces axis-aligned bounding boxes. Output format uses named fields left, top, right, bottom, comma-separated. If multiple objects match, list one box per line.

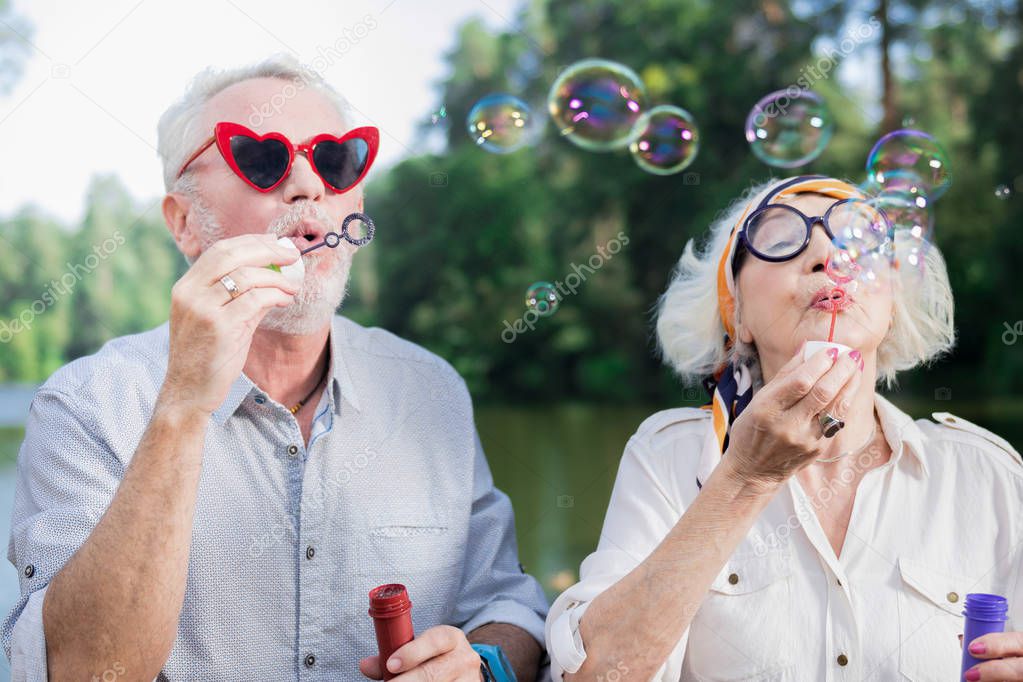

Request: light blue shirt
left=3, top=315, right=549, bottom=680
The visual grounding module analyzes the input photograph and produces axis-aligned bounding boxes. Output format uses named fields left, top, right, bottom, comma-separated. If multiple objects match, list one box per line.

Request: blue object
left=472, top=643, right=517, bottom=682
left=960, top=593, right=1008, bottom=680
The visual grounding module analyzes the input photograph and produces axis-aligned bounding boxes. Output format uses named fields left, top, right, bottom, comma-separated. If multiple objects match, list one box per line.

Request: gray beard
left=191, top=196, right=352, bottom=335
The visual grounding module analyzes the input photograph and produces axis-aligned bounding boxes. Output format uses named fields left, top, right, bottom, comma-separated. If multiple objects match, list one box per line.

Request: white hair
left=655, top=178, right=956, bottom=389
left=156, top=52, right=354, bottom=194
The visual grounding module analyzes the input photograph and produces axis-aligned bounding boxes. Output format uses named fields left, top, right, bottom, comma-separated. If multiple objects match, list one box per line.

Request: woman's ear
left=735, top=301, right=755, bottom=345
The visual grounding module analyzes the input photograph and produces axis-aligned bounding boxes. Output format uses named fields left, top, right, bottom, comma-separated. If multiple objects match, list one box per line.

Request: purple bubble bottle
left=961, top=593, right=1008, bottom=679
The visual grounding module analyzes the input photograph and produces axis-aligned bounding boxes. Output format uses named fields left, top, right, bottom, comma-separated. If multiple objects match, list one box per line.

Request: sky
left=0, top=0, right=522, bottom=225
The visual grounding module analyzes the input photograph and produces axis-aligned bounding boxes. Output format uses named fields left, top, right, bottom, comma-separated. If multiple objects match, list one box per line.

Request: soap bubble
left=466, top=94, right=536, bottom=154
left=824, top=200, right=896, bottom=292
left=861, top=169, right=928, bottom=198
left=744, top=89, right=834, bottom=168
left=825, top=250, right=861, bottom=285
left=894, top=229, right=932, bottom=279
left=995, top=184, right=1012, bottom=199
left=431, top=105, right=447, bottom=125
left=829, top=200, right=890, bottom=258
left=629, top=105, right=700, bottom=175
left=525, top=282, right=559, bottom=316
left=872, top=190, right=933, bottom=241
left=547, top=59, right=647, bottom=151
left=866, top=129, right=951, bottom=200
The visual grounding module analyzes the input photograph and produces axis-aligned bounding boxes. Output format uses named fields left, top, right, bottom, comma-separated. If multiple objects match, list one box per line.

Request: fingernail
left=848, top=350, right=864, bottom=370
left=969, top=641, right=986, bottom=655
left=387, top=658, right=401, bottom=672
left=965, top=667, right=981, bottom=681
left=826, top=348, right=838, bottom=361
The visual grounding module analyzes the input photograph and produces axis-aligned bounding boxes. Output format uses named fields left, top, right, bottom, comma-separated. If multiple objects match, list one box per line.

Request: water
left=0, top=389, right=1018, bottom=677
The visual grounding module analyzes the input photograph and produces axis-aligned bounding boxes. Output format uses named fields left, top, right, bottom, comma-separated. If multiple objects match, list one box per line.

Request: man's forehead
left=200, top=76, right=347, bottom=139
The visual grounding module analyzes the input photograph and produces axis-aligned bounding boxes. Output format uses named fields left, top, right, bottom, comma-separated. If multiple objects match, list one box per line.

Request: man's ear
left=162, top=192, right=202, bottom=262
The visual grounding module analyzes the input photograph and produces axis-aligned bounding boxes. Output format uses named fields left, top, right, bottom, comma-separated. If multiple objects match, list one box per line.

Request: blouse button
left=727, top=573, right=739, bottom=585
left=304, top=654, right=316, bottom=667
left=947, top=591, right=959, bottom=603
left=254, top=395, right=266, bottom=405
left=306, top=546, right=315, bottom=560
left=23, top=564, right=34, bottom=578
left=287, top=444, right=299, bottom=457
left=837, top=654, right=849, bottom=666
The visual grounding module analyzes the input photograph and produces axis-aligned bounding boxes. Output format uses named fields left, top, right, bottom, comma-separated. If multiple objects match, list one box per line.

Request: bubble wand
left=267, top=212, right=375, bottom=282
left=300, top=211, right=376, bottom=254
left=804, top=254, right=858, bottom=364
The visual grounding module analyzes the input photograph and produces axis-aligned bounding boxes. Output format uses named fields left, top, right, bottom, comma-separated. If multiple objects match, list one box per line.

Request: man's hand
left=359, top=625, right=483, bottom=681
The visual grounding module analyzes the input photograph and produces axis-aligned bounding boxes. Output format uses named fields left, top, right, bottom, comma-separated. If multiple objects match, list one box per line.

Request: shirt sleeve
left=544, top=434, right=689, bottom=681
left=3, top=388, right=125, bottom=679
left=450, top=426, right=550, bottom=652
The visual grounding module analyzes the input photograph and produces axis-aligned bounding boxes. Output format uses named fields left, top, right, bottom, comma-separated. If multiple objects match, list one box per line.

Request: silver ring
left=219, top=274, right=241, bottom=299
left=818, top=411, right=845, bottom=438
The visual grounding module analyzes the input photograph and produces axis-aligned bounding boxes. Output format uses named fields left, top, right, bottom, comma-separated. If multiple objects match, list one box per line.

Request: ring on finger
left=818, top=411, right=845, bottom=438
left=219, top=274, right=241, bottom=299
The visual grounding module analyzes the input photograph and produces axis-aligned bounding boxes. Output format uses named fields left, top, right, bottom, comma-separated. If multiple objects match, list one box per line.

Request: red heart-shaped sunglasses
left=176, top=121, right=379, bottom=194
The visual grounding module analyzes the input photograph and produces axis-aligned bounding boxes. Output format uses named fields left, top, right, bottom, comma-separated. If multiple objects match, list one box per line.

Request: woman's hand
left=962, top=632, right=1023, bottom=680
left=723, top=340, right=864, bottom=489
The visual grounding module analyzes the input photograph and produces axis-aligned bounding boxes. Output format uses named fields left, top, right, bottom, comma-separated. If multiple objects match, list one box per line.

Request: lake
left=0, top=388, right=1019, bottom=679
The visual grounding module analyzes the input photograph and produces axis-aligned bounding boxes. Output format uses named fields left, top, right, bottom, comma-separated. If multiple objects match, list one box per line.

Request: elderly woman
left=545, top=175, right=1023, bottom=681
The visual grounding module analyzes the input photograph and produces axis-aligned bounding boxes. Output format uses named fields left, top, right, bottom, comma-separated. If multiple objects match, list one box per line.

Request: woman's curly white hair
left=655, top=178, right=956, bottom=390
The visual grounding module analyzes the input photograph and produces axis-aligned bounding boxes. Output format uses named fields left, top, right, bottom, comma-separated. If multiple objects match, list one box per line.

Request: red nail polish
left=965, top=667, right=981, bottom=681
left=826, top=348, right=838, bottom=361
left=849, top=350, right=861, bottom=364
left=969, top=641, right=986, bottom=655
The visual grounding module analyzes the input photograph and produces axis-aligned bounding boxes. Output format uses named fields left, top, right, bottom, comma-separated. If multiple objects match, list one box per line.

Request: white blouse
left=545, top=393, right=1023, bottom=681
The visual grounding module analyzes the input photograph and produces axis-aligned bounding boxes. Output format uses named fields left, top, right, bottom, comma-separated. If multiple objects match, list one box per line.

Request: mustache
left=267, top=201, right=339, bottom=238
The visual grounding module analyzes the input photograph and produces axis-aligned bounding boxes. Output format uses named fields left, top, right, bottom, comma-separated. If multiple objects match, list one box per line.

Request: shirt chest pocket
left=686, top=549, right=796, bottom=682
left=355, top=501, right=464, bottom=632
left=896, top=557, right=978, bottom=682
left=357, top=502, right=463, bottom=578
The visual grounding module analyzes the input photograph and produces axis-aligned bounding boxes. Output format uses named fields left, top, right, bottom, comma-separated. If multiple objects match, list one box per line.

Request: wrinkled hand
left=359, top=625, right=483, bottom=681
left=961, top=631, right=1023, bottom=680
left=724, top=340, right=862, bottom=488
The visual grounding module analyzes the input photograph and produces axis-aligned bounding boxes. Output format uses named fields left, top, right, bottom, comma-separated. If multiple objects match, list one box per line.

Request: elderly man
left=2, top=54, right=548, bottom=681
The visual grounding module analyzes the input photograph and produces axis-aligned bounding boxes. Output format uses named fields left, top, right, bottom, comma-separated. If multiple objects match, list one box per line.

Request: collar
left=874, top=392, right=930, bottom=478
left=695, top=392, right=930, bottom=484
left=211, top=316, right=362, bottom=424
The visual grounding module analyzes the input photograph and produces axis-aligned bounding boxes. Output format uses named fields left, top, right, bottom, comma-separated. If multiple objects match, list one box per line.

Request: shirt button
left=837, top=654, right=849, bottom=666
left=947, top=591, right=959, bottom=603
left=306, top=546, right=315, bottom=560
left=287, top=445, right=299, bottom=457
left=728, top=573, right=739, bottom=585
left=254, top=395, right=266, bottom=404
left=23, top=564, right=34, bottom=578
left=304, top=654, right=316, bottom=667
